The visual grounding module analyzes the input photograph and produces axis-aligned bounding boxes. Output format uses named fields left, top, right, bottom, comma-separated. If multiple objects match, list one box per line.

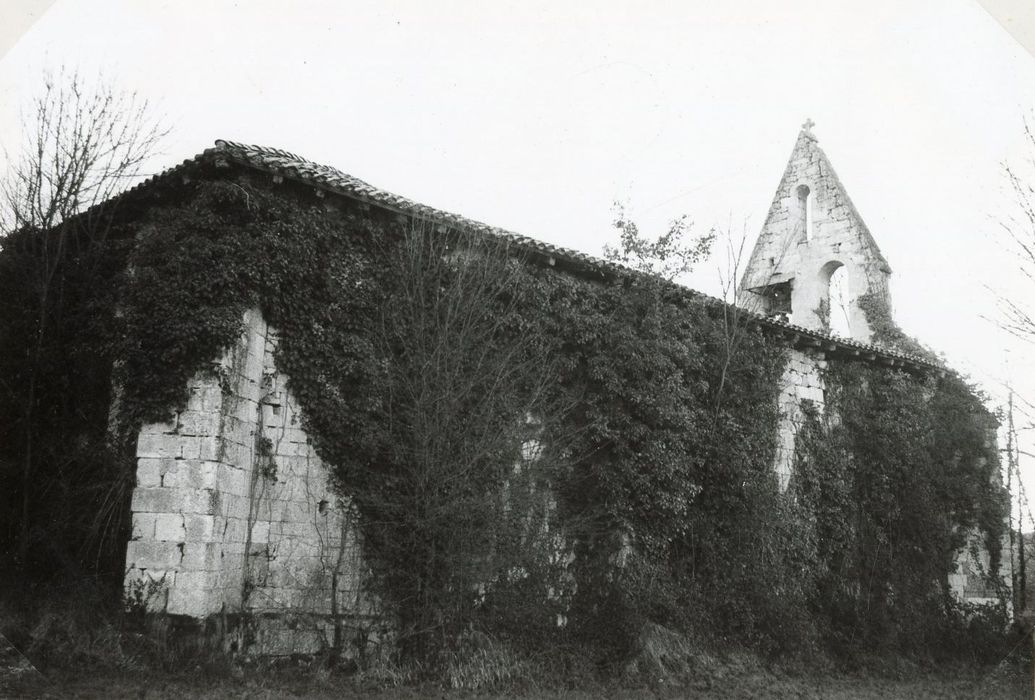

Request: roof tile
left=109, top=139, right=943, bottom=373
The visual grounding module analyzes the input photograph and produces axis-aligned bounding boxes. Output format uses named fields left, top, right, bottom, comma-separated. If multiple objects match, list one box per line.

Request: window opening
left=828, top=265, right=851, bottom=337
left=796, top=184, right=813, bottom=242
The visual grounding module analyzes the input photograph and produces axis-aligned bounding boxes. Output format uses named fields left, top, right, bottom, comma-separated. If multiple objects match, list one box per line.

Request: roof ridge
left=209, top=139, right=944, bottom=371
left=84, top=138, right=945, bottom=373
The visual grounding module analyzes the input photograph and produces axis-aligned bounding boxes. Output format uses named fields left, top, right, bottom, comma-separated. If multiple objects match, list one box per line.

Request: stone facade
left=773, top=348, right=826, bottom=492
left=119, top=129, right=1006, bottom=654
left=738, top=122, right=891, bottom=343
left=125, top=309, right=375, bottom=654
left=950, top=530, right=1013, bottom=611
left=738, top=125, right=1010, bottom=607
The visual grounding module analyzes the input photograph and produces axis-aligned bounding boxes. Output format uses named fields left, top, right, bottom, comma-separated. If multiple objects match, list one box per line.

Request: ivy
left=0, top=173, right=1010, bottom=667
left=794, top=361, right=1008, bottom=656
left=857, top=291, right=941, bottom=363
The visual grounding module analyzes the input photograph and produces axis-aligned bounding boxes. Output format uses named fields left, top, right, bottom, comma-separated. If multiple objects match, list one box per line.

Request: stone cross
left=802, top=118, right=815, bottom=134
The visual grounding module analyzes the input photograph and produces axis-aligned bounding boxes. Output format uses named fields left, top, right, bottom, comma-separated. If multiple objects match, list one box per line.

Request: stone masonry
left=124, top=309, right=372, bottom=654
left=738, top=122, right=892, bottom=343
left=739, top=123, right=893, bottom=493
left=773, top=348, right=826, bottom=492
left=738, top=124, right=1009, bottom=605
left=119, top=128, right=1005, bottom=654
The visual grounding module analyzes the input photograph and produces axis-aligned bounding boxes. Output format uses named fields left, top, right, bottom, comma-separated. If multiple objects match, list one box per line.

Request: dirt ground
left=0, top=666, right=1030, bottom=700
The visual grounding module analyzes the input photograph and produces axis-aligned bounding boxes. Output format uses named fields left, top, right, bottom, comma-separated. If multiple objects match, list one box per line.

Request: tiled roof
left=117, top=139, right=944, bottom=373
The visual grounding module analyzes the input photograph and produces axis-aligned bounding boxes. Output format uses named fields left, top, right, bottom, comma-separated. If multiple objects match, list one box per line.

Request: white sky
left=3, top=0, right=1035, bottom=521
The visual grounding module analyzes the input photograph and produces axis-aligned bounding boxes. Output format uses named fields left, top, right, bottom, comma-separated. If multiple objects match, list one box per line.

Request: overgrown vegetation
left=0, top=67, right=166, bottom=579
left=793, top=367, right=1009, bottom=663
left=0, top=168, right=1013, bottom=688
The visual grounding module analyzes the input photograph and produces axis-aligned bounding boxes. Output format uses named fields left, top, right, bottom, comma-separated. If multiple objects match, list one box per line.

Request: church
left=106, top=124, right=1006, bottom=654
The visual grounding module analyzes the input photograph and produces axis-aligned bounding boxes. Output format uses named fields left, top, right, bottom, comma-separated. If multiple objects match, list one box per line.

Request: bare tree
left=992, top=117, right=1035, bottom=616
left=1000, top=120, right=1035, bottom=345
left=0, top=67, right=167, bottom=567
left=349, top=223, right=575, bottom=669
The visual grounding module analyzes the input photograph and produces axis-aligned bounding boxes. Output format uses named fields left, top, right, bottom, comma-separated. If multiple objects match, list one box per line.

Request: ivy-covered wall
left=0, top=167, right=1009, bottom=664
left=125, top=309, right=376, bottom=655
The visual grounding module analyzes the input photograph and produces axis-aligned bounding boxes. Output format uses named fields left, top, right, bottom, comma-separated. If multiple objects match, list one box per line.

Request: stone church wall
left=121, top=312, right=1003, bottom=652
left=122, top=306, right=843, bottom=655
left=110, top=130, right=1010, bottom=656
left=773, top=347, right=826, bottom=492
left=124, top=309, right=374, bottom=655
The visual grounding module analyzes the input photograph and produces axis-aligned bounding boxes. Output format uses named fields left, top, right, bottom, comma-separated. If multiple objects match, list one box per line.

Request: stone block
left=124, top=568, right=171, bottom=612
left=231, top=397, right=259, bottom=423
left=177, top=410, right=221, bottom=437
left=276, top=455, right=308, bottom=477
left=280, top=441, right=311, bottom=458
left=219, top=415, right=244, bottom=437
left=187, top=381, right=224, bottom=412
left=185, top=514, right=216, bottom=541
left=200, top=436, right=226, bottom=462
left=137, top=432, right=182, bottom=459
left=280, top=520, right=317, bottom=538
left=136, top=458, right=163, bottom=487
left=154, top=513, right=186, bottom=542
left=222, top=539, right=246, bottom=556
left=131, top=512, right=157, bottom=540
left=167, top=584, right=213, bottom=617
left=244, top=336, right=266, bottom=368
left=172, top=570, right=212, bottom=593
left=217, top=554, right=245, bottom=581
left=179, top=437, right=202, bottom=460
left=181, top=542, right=222, bottom=570
left=126, top=540, right=183, bottom=570
left=130, top=487, right=172, bottom=513
left=250, top=520, right=270, bottom=543
left=219, top=575, right=244, bottom=607
left=224, top=517, right=249, bottom=543
left=163, top=460, right=219, bottom=490
left=221, top=440, right=251, bottom=466
left=282, top=427, right=309, bottom=445
left=217, top=465, right=248, bottom=497
left=219, top=494, right=251, bottom=520
left=260, top=404, right=283, bottom=427
left=131, top=487, right=216, bottom=515
left=272, top=499, right=313, bottom=524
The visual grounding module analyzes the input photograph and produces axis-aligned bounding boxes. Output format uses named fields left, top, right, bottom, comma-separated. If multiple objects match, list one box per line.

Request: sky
left=3, top=0, right=1035, bottom=517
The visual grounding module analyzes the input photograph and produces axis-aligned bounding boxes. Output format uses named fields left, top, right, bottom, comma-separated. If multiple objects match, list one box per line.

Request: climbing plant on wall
left=0, top=171, right=1011, bottom=672
left=793, top=363, right=1007, bottom=658
left=118, top=179, right=805, bottom=662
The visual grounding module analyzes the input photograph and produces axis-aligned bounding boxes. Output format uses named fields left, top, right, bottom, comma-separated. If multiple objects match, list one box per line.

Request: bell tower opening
left=821, top=261, right=851, bottom=337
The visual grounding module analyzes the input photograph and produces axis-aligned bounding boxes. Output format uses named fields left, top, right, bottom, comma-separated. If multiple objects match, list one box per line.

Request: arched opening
left=826, top=263, right=851, bottom=337
left=796, top=184, right=813, bottom=242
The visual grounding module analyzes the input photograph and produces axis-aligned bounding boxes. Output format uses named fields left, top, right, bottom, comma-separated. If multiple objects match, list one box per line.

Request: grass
left=1, top=664, right=1031, bottom=699
left=1, top=578, right=1031, bottom=699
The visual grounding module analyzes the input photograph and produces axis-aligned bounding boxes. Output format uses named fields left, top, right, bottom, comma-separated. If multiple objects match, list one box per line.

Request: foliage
left=793, top=363, right=1008, bottom=657
left=602, top=201, right=714, bottom=281
left=335, top=228, right=576, bottom=667
left=856, top=291, right=940, bottom=363
left=0, top=167, right=1011, bottom=679
left=0, top=67, right=167, bottom=576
